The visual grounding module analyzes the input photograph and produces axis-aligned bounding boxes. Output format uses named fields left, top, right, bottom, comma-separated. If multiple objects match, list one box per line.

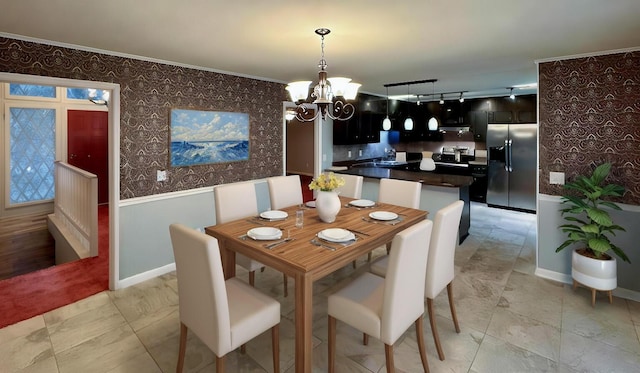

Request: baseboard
left=535, top=267, right=640, bottom=302
left=115, top=263, right=176, bottom=289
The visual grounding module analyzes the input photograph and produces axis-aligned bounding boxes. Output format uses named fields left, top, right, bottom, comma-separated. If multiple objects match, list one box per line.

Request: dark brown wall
left=0, top=37, right=287, bottom=199
left=539, top=51, right=640, bottom=205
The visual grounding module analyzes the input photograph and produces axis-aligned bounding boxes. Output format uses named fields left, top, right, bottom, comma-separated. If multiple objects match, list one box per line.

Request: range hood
left=438, top=126, right=470, bottom=133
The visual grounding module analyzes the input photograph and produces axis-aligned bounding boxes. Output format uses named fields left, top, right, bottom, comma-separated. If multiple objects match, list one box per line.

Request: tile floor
left=1, top=203, right=639, bottom=372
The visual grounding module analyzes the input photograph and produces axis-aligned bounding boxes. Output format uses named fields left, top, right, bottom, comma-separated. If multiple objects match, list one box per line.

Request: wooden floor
left=0, top=212, right=55, bottom=281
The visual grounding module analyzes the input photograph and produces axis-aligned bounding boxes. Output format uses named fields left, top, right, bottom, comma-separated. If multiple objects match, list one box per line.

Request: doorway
left=284, top=104, right=318, bottom=201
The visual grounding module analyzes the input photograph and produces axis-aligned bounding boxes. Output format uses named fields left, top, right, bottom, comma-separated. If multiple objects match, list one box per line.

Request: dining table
left=205, top=196, right=428, bottom=372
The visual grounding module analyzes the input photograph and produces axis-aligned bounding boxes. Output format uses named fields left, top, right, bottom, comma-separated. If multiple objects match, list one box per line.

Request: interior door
left=67, top=110, right=108, bottom=204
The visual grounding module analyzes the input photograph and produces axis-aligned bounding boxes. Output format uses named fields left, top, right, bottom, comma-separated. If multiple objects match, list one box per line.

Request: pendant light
left=428, top=81, right=439, bottom=131
left=382, top=85, right=392, bottom=131
left=403, top=83, right=414, bottom=131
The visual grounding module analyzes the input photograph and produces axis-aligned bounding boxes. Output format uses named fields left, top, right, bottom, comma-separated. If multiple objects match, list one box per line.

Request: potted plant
left=556, top=162, right=629, bottom=305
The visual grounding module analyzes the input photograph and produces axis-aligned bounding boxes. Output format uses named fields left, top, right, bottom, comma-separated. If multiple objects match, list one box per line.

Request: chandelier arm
left=327, top=99, right=355, bottom=121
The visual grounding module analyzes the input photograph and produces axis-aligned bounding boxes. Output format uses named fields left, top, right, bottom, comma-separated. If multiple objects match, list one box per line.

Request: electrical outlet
left=157, top=170, right=167, bottom=182
left=549, top=171, right=564, bottom=185
left=359, top=149, right=363, bottom=157
left=348, top=151, right=352, bottom=158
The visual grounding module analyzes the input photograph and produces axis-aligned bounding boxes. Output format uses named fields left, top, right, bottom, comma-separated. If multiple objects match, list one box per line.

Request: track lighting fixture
left=439, top=94, right=444, bottom=105
left=509, top=87, right=515, bottom=99
left=459, top=92, right=464, bottom=103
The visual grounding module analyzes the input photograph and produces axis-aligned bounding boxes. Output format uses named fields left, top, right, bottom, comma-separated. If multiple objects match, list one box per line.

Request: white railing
left=49, top=161, right=98, bottom=260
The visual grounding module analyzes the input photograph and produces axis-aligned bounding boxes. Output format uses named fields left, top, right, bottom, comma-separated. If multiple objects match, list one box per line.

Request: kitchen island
left=333, top=166, right=472, bottom=243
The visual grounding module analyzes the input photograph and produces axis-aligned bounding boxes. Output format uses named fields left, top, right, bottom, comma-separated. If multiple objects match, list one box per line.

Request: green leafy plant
left=556, top=162, right=629, bottom=262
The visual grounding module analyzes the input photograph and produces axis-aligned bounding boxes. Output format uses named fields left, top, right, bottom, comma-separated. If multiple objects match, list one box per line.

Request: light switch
left=549, top=171, right=564, bottom=185
left=348, top=151, right=352, bottom=158
left=157, top=170, right=167, bottom=182
left=359, top=149, right=363, bottom=157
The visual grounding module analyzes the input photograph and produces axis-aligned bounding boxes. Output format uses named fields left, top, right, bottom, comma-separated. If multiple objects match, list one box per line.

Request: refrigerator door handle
left=507, top=139, right=513, bottom=172
left=504, top=139, right=509, bottom=171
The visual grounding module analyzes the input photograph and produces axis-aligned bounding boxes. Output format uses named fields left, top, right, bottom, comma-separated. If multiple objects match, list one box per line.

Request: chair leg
left=384, top=343, right=395, bottom=373
left=363, top=333, right=368, bottom=345
left=415, top=315, right=430, bottom=373
left=352, top=260, right=357, bottom=269
left=283, top=274, right=288, bottom=297
left=240, top=344, right=246, bottom=354
left=608, top=290, right=613, bottom=304
left=386, top=242, right=391, bottom=255
left=177, top=322, right=188, bottom=373
left=328, top=316, right=336, bottom=373
left=272, top=324, right=280, bottom=373
left=447, top=282, right=461, bottom=333
left=249, top=270, right=255, bottom=287
left=591, top=288, right=597, bottom=307
left=367, top=252, right=372, bottom=262
left=427, top=298, right=445, bottom=361
left=216, top=355, right=224, bottom=373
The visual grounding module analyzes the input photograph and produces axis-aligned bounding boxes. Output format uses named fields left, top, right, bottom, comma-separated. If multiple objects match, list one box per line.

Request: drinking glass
left=296, top=209, right=304, bottom=228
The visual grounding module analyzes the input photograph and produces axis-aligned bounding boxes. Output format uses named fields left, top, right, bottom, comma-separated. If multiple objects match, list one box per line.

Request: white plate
left=305, top=201, right=316, bottom=208
left=247, top=227, right=282, bottom=240
left=259, top=210, right=288, bottom=220
left=369, top=211, right=399, bottom=221
left=318, top=228, right=355, bottom=243
left=349, top=199, right=376, bottom=207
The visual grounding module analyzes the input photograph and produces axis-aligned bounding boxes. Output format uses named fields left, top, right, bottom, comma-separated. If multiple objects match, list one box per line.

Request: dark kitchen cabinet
left=467, top=111, right=488, bottom=141
left=332, top=111, right=381, bottom=145
left=488, top=110, right=513, bottom=123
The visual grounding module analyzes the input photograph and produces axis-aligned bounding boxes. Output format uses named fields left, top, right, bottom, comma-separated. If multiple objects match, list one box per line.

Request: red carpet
left=0, top=206, right=109, bottom=328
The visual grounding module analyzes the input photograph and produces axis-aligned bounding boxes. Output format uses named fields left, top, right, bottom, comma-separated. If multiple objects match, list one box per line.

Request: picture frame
left=170, top=108, right=249, bottom=167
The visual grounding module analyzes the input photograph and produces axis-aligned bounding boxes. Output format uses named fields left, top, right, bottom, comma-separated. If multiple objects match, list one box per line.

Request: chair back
left=267, top=175, right=303, bottom=209
left=381, top=219, right=433, bottom=344
left=424, top=200, right=464, bottom=299
left=378, top=178, right=421, bottom=209
left=335, top=174, right=363, bottom=199
left=214, top=182, right=258, bottom=224
left=169, top=223, right=231, bottom=356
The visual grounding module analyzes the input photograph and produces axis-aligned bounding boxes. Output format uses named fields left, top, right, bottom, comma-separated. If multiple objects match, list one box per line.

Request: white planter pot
left=315, top=191, right=341, bottom=223
left=571, top=249, right=617, bottom=291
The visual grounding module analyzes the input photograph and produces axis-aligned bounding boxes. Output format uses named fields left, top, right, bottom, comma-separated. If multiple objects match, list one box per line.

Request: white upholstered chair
left=328, top=219, right=433, bottom=373
left=335, top=174, right=363, bottom=200
left=266, top=175, right=303, bottom=210
left=169, top=223, right=280, bottom=373
left=214, top=182, right=288, bottom=296
left=378, top=178, right=421, bottom=209
left=370, top=200, right=464, bottom=361
left=371, top=178, right=422, bottom=260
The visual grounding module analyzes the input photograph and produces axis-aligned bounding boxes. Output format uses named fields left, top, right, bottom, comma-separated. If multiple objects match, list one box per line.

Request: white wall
left=117, top=180, right=271, bottom=285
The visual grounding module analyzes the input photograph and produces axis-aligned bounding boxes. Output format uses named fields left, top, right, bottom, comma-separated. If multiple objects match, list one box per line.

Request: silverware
left=264, top=237, right=294, bottom=249
left=348, top=229, right=370, bottom=236
left=310, top=239, right=336, bottom=251
left=238, top=234, right=248, bottom=240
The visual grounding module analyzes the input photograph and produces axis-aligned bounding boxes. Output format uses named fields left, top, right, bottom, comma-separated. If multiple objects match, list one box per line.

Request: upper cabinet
left=467, top=111, right=488, bottom=141
left=333, top=111, right=382, bottom=145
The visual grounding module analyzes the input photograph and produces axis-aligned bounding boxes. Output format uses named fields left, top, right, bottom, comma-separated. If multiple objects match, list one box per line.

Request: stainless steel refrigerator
left=486, top=123, right=537, bottom=211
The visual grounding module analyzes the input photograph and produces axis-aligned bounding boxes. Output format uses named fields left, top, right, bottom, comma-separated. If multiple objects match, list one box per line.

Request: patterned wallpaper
left=539, top=51, right=640, bottom=205
left=0, top=37, right=287, bottom=199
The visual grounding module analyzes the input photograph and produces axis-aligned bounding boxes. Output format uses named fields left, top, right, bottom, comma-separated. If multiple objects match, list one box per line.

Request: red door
left=67, top=110, right=108, bottom=204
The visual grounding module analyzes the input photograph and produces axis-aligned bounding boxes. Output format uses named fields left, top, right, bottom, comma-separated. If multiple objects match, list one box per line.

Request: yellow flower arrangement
left=308, top=172, right=345, bottom=192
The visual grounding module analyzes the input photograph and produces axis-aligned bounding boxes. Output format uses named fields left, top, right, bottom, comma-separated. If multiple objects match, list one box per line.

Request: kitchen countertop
left=333, top=167, right=473, bottom=188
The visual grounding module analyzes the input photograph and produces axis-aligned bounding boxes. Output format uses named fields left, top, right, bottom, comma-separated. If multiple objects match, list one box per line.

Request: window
left=66, top=87, right=109, bottom=101
left=9, top=83, right=56, bottom=99
left=8, top=106, right=56, bottom=205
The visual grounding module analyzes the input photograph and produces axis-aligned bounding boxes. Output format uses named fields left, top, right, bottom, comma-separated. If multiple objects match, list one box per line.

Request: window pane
left=9, top=84, right=56, bottom=98
left=66, top=88, right=108, bottom=101
left=9, top=107, right=56, bottom=204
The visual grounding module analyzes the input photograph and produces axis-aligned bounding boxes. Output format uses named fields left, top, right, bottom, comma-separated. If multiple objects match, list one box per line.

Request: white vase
left=316, top=191, right=341, bottom=223
left=572, top=249, right=617, bottom=291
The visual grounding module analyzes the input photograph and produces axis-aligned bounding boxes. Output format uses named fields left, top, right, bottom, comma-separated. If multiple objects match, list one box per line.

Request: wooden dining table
left=205, top=197, right=427, bottom=372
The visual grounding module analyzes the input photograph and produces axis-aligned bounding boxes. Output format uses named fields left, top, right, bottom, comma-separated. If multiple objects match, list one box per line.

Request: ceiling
left=2, top=0, right=639, bottom=101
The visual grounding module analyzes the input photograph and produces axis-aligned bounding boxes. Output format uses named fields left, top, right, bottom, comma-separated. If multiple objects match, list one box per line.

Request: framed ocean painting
left=170, top=109, right=249, bottom=167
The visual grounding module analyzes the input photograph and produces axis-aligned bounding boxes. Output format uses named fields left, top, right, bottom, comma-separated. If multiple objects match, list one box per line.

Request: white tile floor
left=1, top=203, right=639, bottom=372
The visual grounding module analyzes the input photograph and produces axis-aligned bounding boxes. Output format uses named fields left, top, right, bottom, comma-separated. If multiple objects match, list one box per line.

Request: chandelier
left=286, top=28, right=360, bottom=122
